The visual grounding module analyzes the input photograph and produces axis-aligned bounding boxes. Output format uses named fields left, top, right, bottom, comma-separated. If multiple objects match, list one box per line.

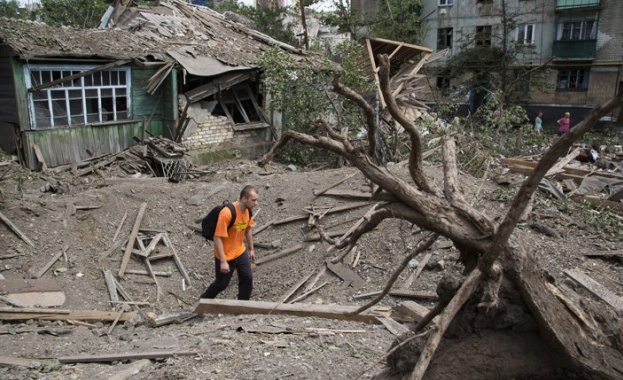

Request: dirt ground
left=0, top=155, right=622, bottom=380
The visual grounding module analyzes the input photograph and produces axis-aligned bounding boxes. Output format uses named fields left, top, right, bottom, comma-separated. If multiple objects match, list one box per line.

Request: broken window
left=210, top=84, right=264, bottom=127
left=476, top=25, right=492, bottom=46
left=556, top=68, right=589, bottom=91
left=26, top=65, right=131, bottom=129
left=516, top=23, right=535, bottom=45
left=437, top=28, right=453, bottom=50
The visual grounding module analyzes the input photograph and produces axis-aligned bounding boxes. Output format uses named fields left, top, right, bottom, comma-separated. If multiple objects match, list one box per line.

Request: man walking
left=200, top=185, right=258, bottom=300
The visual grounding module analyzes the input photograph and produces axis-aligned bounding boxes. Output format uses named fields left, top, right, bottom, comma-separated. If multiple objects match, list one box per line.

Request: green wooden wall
left=20, top=66, right=176, bottom=169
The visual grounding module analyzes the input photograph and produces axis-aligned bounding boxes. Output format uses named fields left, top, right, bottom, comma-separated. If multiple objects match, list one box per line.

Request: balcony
left=552, top=40, right=596, bottom=60
left=556, top=0, right=600, bottom=10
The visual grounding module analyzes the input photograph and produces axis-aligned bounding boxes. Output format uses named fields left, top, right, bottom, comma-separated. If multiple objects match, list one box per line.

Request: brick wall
left=182, top=114, right=267, bottom=149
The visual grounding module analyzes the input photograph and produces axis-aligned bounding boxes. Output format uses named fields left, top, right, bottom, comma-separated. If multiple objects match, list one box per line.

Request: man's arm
left=214, top=236, right=230, bottom=273
left=245, top=227, right=255, bottom=262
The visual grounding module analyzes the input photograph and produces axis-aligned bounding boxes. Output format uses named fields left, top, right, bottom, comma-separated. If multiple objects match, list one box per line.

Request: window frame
left=438, top=0, right=454, bottom=6
left=557, top=19, right=597, bottom=41
left=556, top=68, right=590, bottom=91
left=24, top=64, right=132, bottom=130
left=437, top=27, right=453, bottom=50
left=475, top=25, right=492, bottom=46
left=211, top=83, right=266, bottom=128
left=516, top=23, right=535, bottom=45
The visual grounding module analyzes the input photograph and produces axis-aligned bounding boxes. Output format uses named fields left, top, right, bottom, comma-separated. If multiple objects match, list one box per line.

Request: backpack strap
left=225, top=202, right=236, bottom=231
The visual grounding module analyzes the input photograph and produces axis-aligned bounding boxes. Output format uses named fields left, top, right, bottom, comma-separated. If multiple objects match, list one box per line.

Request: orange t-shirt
left=214, top=203, right=254, bottom=261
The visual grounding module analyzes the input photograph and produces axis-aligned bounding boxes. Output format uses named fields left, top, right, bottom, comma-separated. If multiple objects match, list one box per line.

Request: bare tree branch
left=378, top=54, right=439, bottom=195
left=333, top=75, right=378, bottom=158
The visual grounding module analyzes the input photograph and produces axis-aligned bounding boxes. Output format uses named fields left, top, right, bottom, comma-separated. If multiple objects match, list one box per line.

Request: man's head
left=240, top=185, right=259, bottom=210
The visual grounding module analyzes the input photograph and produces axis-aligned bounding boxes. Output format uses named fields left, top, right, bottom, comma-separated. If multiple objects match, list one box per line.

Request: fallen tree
left=259, top=53, right=623, bottom=379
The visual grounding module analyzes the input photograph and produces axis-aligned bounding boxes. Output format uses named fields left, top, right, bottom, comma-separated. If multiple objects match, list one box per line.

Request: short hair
left=240, top=185, right=258, bottom=200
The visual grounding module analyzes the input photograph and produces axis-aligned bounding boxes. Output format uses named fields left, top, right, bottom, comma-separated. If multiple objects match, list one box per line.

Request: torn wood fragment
left=118, top=202, right=148, bottom=277
left=288, top=281, right=329, bottom=303
left=107, top=310, right=124, bottom=335
left=255, top=244, right=303, bottom=265
left=111, top=211, right=128, bottom=246
left=394, top=301, right=432, bottom=323
left=125, top=269, right=172, bottom=277
left=0, top=210, right=35, bottom=248
left=195, top=299, right=389, bottom=323
left=136, top=233, right=163, bottom=258
left=0, top=278, right=65, bottom=307
left=102, top=270, right=119, bottom=304
left=163, top=234, right=191, bottom=287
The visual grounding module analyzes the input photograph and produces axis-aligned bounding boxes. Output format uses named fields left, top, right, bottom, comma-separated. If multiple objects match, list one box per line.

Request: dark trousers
left=200, top=251, right=253, bottom=300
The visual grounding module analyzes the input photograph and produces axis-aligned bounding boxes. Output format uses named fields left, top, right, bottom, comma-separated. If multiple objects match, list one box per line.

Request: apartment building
left=420, top=0, right=623, bottom=122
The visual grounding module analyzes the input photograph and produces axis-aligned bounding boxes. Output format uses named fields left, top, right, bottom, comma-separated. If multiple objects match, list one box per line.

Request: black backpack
left=201, top=202, right=252, bottom=241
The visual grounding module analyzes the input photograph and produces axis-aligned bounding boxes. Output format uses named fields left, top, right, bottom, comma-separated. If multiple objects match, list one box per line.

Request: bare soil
left=0, top=157, right=622, bottom=380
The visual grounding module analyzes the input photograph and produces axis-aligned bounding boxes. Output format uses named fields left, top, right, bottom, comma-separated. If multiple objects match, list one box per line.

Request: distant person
left=557, top=112, right=571, bottom=136
left=534, top=111, right=543, bottom=134
left=200, top=185, right=258, bottom=300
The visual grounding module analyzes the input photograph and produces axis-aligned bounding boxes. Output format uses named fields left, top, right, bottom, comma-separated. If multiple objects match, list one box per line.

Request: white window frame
left=24, top=64, right=132, bottom=130
left=516, top=23, right=535, bottom=45
left=439, top=0, right=453, bottom=6
left=558, top=19, right=597, bottom=41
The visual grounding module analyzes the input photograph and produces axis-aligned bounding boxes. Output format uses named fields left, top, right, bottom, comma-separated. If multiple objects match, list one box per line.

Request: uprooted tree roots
left=258, top=53, right=623, bottom=380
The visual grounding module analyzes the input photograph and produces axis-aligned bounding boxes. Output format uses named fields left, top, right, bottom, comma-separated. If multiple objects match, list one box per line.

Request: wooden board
left=0, top=278, right=65, bottom=307
left=0, top=356, right=42, bottom=368
left=564, top=269, right=623, bottom=312
left=325, top=259, right=365, bottom=288
left=0, top=307, right=137, bottom=322
left=377, top=316, right=410, bottom=336
left=394, top=301, right=431, bottom=322
left=195, top=299, right=389, bottom=324
left=58, top=350, right=199, bottom=364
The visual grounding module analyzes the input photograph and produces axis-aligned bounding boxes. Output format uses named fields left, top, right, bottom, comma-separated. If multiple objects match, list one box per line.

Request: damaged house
left=0, top=0, right=313, bottom=170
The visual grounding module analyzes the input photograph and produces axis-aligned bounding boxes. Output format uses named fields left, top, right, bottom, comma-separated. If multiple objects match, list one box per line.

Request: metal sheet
left=167, top=49, right=252, bottom=77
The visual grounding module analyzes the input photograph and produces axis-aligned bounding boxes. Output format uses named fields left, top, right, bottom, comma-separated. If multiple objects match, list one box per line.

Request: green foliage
left=38, top=0, right=108, bottom=28
left=258, top=41, right=374, bottom=165
left=0, top=0, right=35, bottom=20
left=323, top=0, right=423, bottom=43
left=212, top=0, right=298, bottom=46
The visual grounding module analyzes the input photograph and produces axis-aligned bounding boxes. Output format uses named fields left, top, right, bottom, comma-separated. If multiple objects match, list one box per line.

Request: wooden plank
left=0, top=210, right=36, bottom=248
left=564, top=269, right=623, bottom=312
left=278, top=272, right=314, bottom=303
left=145, top=310, right=197, bottom=327
left=58, top=350, right=199, bottom=364
left=255, top=244, right=303, bottom=265
left=352, top=289, right=438, bottom=301
left=134, top=233, right=163, bottom=258
left=574, top=195, right=623, bottom=215
left=195, top=299, right=388, bottom=324
left=288, top=281, right=329, bottom=303
left=31, top=250, right=64, bottom=279
left=272, top=202, right=371, bottom=226
left=312, top=172, right=358, bottom=196
left=545, top=147, right=581, bottom=177
left=102, top=270, right=119, bottom=304
left=502, top=158, right=623, bottom=181
left=325, top=259, right=365, bottom=288
left=118, top=202, right=148, bottom=277
left=0, top=325, right=73, bottom=335
left=0, top=356, right=42, bottom=368
left=125, top=269, right=172, bottom=277
left=0, top=307, right=137, bottom=322
left=319, top=189, right=372, bottom=200
left=111, top=211, right=128, bottom=246
left=32, top=143, right=47, bottom=171
left=98, top=359, right=151, bottom=380
left=394, top=301, right=431, bottom=323
left=0, top=278, right=65, bottom=307
left=377, top=316, right=410, bottom=336
left=401, top=253, right=432, bottom=289
left=163, top=234, right=191, bottom=287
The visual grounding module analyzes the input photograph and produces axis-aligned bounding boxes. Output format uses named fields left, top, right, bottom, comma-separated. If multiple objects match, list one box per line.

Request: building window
left=26, top=65, right=131, bottom=129
left=516, top=23, right=535, bottom=45
left=439, top=0, right=453, bottom=6
left=437, top=28, right=453, bottom=50
left=210, top=84, right=263, bottom=125
left=558, top=20, right=596, bottom=40
left=477, top=0, right=493, bottom=3
left=556, top=68, right=589, bottom=91
left=476, top=25, right=492, bottom=46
